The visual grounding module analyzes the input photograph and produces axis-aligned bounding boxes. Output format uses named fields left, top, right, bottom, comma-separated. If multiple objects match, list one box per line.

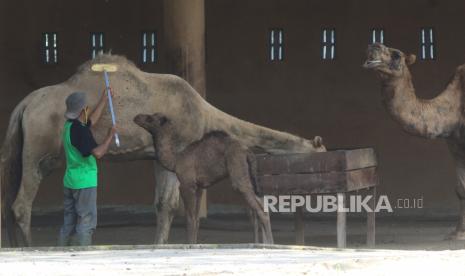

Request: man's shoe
left=57, top=235, right=70, bottom=246
left=76, top=234, right=93, bottom=246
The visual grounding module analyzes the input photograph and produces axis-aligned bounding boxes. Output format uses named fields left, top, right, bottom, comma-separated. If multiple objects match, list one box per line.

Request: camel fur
left=134, top=113, right=273, bottom=244
left=0, top=54, right=325, bottom=246
left=364, top=43, right=465, bottom=240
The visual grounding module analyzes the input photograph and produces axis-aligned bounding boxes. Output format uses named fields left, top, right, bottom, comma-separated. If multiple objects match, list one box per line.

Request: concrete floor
left=2, top=213, right=465, bottom=275
left=1, top=245, right=465, bottom=275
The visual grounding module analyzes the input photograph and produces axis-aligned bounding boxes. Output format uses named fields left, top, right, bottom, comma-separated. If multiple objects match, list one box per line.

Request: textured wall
left=0, top=0, right=165, bottom=207
left=205, top=0, right=463, bottom=216
left=0, top=0, right=463, bottom=216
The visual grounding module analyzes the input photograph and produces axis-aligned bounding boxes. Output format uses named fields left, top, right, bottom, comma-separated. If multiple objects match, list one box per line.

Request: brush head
left=91, top=63, right=118, bottom=72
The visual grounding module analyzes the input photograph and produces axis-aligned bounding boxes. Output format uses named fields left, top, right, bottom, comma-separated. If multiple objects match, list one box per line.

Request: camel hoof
left=445, top=230, right=465, bottom=241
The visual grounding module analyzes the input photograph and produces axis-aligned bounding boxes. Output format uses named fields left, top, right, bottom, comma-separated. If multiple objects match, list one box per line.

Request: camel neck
left=153, top=133, right=177, bottom=171
left=381, top=69, right=461, bottom=138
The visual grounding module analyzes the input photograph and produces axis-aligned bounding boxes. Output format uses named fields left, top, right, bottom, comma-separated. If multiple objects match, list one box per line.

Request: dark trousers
left=57, top=187, right=97, bottom=246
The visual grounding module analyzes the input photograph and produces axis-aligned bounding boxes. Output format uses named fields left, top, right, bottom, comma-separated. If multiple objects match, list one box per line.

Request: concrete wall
left=1, top=0, right=463, bottom=216
left=0, top=0, right=165, bottom=207
left=206, top=0, right=463, bottom=216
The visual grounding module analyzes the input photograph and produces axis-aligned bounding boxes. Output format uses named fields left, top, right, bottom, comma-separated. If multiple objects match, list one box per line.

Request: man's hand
left=90, top=87, right=115, bottom=126
left=92, top=125, right=120, bottom=159
left=102, top=87, right=115, bottom=98
left=107, top=125, right=120, bottom=137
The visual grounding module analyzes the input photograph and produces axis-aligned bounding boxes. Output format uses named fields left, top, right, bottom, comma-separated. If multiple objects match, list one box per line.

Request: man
left=58, top=90, right=117, bottom=246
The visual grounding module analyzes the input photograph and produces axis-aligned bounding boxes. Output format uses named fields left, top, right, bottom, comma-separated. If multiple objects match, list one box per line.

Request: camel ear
left=406, top=54, right=416, bottom=65
left=312, top=136, right=323, bottom=148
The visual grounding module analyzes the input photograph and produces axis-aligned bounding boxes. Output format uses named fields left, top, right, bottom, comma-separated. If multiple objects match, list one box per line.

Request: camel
left=0, top=54, right=326, bottom=246
left=134, top=113, right=273, bottom=244
left=363, top=43, right=465, bottom=240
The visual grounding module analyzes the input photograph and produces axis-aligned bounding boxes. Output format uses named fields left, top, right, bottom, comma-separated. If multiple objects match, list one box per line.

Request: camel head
left=363, top=43, right=416, bottom=79
left=134, top=113, right=171, bottom=136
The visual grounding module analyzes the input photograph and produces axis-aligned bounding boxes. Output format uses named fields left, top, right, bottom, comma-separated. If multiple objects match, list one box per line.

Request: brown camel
left=0, top=54, right=325, bottom=246
left=364, top=43, right=465, bottom=240
left=134, top=113, right=274, bottom=244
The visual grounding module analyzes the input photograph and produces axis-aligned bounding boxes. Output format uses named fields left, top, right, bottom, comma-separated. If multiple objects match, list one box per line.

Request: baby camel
left=134, top=113, right=274, bottom=244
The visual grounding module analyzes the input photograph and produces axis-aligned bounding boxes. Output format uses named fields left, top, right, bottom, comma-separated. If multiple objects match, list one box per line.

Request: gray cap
left=65, top=92, right=87, bottom=119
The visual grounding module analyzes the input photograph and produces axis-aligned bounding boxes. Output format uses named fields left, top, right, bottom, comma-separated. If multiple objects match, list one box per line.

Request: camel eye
left=159, top=116, right=168, bottom=126
left=392, top=51, right=401, bottom=60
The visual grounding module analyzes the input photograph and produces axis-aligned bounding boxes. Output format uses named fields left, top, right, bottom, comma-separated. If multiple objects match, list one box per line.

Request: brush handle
left=103, top=71, right=120, bottom=147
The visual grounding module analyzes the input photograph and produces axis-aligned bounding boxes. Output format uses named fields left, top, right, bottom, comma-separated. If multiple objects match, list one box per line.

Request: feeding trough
left=256, top=148, right=379, bottom=248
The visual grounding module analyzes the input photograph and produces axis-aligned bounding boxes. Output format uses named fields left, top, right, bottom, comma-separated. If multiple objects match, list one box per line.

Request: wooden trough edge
left=257, top=167, right=378, bottom=195
left=256, top=147, right=377, bottom=175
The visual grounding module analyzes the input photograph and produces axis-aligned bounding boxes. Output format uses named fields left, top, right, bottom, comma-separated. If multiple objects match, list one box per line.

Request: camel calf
left=134, top=113, right=273, bottom=244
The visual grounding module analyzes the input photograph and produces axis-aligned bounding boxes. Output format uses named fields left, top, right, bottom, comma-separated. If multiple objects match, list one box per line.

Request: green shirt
left=62, top=121, right=98, bottom=189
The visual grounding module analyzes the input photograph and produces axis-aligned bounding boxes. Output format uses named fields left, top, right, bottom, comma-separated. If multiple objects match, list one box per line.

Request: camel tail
left=1, top=100, right=27, bottom=247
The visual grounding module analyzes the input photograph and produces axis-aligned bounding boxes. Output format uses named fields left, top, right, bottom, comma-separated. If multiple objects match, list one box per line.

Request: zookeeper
left=58, top=90, right=117, bottom=246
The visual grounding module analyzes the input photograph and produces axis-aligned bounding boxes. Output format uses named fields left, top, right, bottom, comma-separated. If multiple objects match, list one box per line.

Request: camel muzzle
left=364, top=45, right=383, bottom=69
left=363, top=59, right=382, bottom=69
left=133, top=114, right=154, bottom=132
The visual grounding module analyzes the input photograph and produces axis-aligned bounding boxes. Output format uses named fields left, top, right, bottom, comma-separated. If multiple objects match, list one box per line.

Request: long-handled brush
left=91, top=63, right=120, bottom=147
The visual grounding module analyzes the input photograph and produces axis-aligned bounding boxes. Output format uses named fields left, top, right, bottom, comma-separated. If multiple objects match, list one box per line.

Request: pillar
left=163, top=0, right=207, bottom=217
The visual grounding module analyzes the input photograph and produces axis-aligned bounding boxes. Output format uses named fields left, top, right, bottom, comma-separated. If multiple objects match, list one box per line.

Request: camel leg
left=11, top=165, right=42, bottom=247
left=450, top=160, right=465, bottom=240
left=239, top=189, right=273, bottom=244
left=153, top=160, right=181, bottom=244
left=4, top=206, right=18, bottom=247
left=193, top=188, right=203, bottom=242
left=246, top=207, right=260, bottom=243
left=257, top=197, right=272, bottom=243
left=247, top=201, right=271, bottom=244
left=226, top=147, right=274, bottom=244
left=2, top=182, right=19, bottom=247
left=9, top=144, right=57, bottom=247
left=179, top=182, right=199, bottom=244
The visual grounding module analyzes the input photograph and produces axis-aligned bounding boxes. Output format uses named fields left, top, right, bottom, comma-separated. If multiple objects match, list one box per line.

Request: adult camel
left=364, top=43, right=465, bottom=240
left=1, top=54, right=325, bottom=246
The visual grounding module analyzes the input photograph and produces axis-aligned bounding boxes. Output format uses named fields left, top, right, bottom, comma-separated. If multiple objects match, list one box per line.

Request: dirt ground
left=2, top=210, right=465, bottom=250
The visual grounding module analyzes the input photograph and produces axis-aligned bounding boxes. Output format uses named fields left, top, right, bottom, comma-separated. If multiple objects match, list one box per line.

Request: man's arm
left=92, top=126, right=117, bottom=159
left=90, top=88, right=113, bottom=126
